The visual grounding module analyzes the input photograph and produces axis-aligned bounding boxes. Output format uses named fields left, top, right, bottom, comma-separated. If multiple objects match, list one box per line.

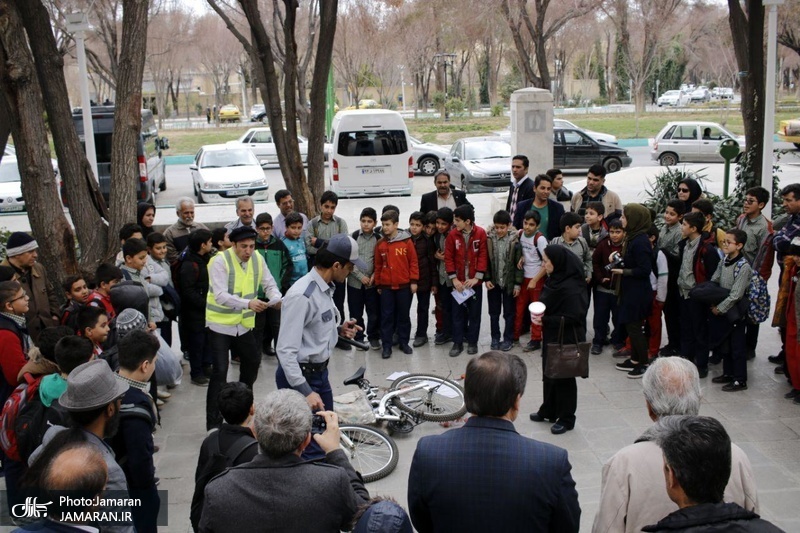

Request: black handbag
left=544, top=317, right=590, bottom=379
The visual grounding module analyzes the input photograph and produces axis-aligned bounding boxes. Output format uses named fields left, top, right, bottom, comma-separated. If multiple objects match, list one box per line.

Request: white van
left=329, top=110, right=413, bottom=197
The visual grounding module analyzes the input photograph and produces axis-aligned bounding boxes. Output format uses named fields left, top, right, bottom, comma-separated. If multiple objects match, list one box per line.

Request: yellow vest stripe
left=205, top=248, right=263, bottom=329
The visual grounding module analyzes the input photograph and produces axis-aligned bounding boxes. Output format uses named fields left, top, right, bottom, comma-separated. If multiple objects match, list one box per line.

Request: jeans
left=414, top=290, right=432, bottom=339
left=276, top=365, right=332, bottom=460
left=181, top=319, right=212, bottom=379
left=452, top=286, right=483, bottom=345
left=380, top=287, right=412, bottom=347
left=206, top=329, right=260, bottom=430
left=515, top=277, right=544, bottom=340
left=592, top=289, right=620, bottom=345
left=487, top=286, right=515, bottom=343
left=680, top=297, right=710, bottom=371
left=347, top=284, right=380, bottom=341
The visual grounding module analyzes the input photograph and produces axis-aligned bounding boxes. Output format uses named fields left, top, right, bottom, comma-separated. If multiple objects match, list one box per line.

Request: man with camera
left=199, top=389, right=369, bottom=532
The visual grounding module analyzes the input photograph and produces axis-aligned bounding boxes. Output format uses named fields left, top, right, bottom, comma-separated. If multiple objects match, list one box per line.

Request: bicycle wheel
left=390, top=373, right=467, bottom=422
left=339, top=424, right=399, bottom=483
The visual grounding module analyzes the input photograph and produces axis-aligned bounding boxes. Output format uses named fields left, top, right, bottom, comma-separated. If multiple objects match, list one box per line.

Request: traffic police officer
left=206, top=226, right=281, bottom=430
left=276, top=234, right=365, bottom=412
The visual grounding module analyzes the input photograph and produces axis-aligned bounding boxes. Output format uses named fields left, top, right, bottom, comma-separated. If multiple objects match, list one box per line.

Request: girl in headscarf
left=529, top=244, right=589, bottom=434
left=676, top=177, right=702, bottom=213
left=137, top=201, right=156, bottom=239
left=611, top=203, right=653, bottom=378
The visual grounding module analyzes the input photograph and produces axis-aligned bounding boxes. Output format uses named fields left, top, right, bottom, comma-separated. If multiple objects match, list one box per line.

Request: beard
left=104, top=408, right=121, bottom=438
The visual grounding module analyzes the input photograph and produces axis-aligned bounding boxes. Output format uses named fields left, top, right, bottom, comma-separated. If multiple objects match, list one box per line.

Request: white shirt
left=519, top=231, right=547, bottom=278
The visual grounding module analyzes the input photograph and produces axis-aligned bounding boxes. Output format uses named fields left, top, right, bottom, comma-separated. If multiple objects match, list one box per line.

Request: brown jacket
left=1, top=259, right=58, bottom=343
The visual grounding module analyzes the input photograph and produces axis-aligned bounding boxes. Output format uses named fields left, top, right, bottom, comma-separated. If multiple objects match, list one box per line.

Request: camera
left=605, top=252, right=624, bottom=271
left=311, top=414, right=327, bottom=434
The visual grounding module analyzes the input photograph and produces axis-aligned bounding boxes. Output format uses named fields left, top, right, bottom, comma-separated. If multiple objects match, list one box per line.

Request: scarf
left=621, top=203, right=652, bottom=257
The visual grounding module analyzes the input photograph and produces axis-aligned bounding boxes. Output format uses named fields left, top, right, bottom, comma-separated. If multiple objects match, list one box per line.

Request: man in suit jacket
left=512, top=174, right=565, bottom=237
left=407, top=351, right=580, bottom=533
left=200, top=389, right=370, bottom=533
left=506, top=154, right=535, bottom=222
left=420, top=170, right=470, bottom=214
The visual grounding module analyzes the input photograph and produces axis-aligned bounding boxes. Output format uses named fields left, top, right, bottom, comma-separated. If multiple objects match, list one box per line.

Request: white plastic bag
left=334, top=390, right=376, bottom=424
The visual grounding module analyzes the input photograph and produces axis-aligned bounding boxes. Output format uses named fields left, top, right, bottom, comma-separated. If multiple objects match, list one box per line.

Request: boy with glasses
left=254, top=213, right=292, bottom=356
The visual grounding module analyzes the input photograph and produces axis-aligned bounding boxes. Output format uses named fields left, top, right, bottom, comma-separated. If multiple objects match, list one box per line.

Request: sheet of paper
left=451, top=287, right=475, bottom=304
left=386, top=371, right=409, bottom=381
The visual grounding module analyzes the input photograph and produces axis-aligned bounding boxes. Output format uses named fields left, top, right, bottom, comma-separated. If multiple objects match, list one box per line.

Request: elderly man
left=199, top=389, right=369, bottom=532
left=643, top=416, right=782, bottom=533
left=505, top=155, right=534, bottom=223
left=592, top=357, right=758, bottom=533
left=570, top=164, right=623, bottom=220
left=224, top=196, right=256, bottom=233
left=420, top=170, right=470, bottom=213
left=163, top=197, right=210, bottom=263
left=1, top=232, right=59, bottom=343
left=272, top=189, right=309, bottom=239
left=408, top=351, right=580, bottom=532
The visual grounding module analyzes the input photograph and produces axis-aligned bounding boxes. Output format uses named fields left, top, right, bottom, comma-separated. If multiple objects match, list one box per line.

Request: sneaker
left=467, top=344, right=478, bottom=355
left=615, top=359, right=636, bottom=371
left=490, top=339, right=500, bottom=350
left=413, top=336, right=428, bottom=348
left=499, top=340, right=513, bottom=352
left=157, top=390, right=171, bottom=400
left=659, top=346, right=679, bottom=357
left=336, top=339, right=353, bottom=351
left=382, top=347, right=392, bottom=359
left=711, top=375, right=734, bottom=384
left=590, top=343, right=603, bottom=355
left=399, top=344, right=413, bottom=355
left=523, top=340, right=541, bottom=352
left=156, top=399, right=165, bottom=407
left=722, top=380, right=747, bottom=392
left=627, top=365, right=648, bottom=379
left=612, top=348, right=631, bottom=358
left=768, top=354, right=785, bottom=364
left=434, top=333, right=452, bottom=345
left=612, top=343, right=625, bottom=351
left=264, top=346, right=277, bottom=356
left=370, top=339, right=382, bottom=351
left=191, top=376, right=210, bottom=386
left=449, top=343, right=463, bottom=357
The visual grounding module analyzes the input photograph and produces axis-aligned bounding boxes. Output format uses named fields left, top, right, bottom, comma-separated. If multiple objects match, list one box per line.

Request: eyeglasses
left=677, top=188, right=690, bottom=193
left=743, top=198, right=757, bottom=204
left=257, top=226, right=271, bottom=232
left=10, top=293, right=29, bottom=303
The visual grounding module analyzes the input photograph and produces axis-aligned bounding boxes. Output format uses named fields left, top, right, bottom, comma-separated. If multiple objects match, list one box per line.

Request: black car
left=554, top=128, right=631, bottom=173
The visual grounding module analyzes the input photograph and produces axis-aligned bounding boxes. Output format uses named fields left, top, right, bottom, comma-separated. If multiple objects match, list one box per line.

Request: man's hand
left=485, top=281, right=495, bottom=290
left=313, top=411, right=341, bottom=454
left=410, top=283, right=418, bottom=294
left=148, top=322, right=157, bottom=332
left=517, top=257, right=524, bottom=270
left=249, top=299, right=268, bottom=312
left=311, top=236, right=318, bottom=246
left=306, top=392, right=325, bottom=411
left=340, top=319, right=362, bottom=339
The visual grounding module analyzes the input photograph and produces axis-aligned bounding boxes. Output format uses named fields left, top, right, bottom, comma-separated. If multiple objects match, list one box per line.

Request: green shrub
left=446, top=98, right=465, bottom=118
left=643, top=167, right=709, bottom=228
left=490, top=104, right=504, bottom=117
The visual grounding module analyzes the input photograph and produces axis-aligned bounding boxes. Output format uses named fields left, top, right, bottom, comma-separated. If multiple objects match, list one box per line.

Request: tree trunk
left=15, top=0, right=108, bottom=272
left=108, top=0, right=149, bottom=260
left=0, top=0, right=79, bottom=285
left=0, top=94, right=9, bottom=158
left=728, top=0, right=765, bottom=184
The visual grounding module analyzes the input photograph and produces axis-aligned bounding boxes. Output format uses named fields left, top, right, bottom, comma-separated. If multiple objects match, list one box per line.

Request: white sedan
left=190, top=144, right=269, bottom=204
left=657, top=90, right=688, bottom=107
left=409, top=136, right=450, bottom=176
left=228, top=127, right=310, bottom=167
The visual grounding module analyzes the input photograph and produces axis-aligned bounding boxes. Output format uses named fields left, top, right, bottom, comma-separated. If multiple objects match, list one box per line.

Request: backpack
left=190, top=433, right=257, bottom=531
left=732, top=259, right=771, bottom=324
left=0, top=373, right=42, bottom=461
left=16, top=394, right=68, bottom=464
left=517, top=230, right=544, bottom=261
left=159, top=285, right=181, bottom=321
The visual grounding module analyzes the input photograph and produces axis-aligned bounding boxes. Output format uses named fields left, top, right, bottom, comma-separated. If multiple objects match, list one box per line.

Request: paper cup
left=529, top=302, right=546, bottom=321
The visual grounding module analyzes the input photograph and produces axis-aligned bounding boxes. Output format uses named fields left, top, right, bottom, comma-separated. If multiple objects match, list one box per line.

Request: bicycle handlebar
left=338, top=335, right=370, bottom=351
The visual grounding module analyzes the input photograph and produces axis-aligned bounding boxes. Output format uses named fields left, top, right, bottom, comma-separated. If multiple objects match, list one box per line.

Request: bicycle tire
left=339, top=424, right=399, bottom=483
left=389, top=373, right=467, bottom=422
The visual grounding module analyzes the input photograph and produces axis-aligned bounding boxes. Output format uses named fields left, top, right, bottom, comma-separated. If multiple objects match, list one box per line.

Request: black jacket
left=642, top=502, right=784, bottom=532
left=178, top=250, right=210, bottom=323
left=419, top=188, right=470, bottom=214
left=411, top=233, right=436, bottom=292
left=506, top=176, right=535, bottom=213
left=512, top=197, right=565, bottom=239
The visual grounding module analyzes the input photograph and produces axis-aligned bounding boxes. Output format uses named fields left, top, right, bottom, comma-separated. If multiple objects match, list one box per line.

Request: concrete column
left=509, top=88, right=554, bottom=172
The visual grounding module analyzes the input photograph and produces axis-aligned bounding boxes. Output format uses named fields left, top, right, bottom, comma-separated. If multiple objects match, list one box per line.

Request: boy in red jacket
left=445, top=204, right=488, bottom=357
left=374, top=210, right=419, bottom=359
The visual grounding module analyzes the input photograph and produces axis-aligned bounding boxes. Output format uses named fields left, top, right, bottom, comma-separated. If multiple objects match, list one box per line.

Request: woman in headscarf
left=676, top=177, right=702, bottom=213
left=137, top=201, right=156, bottom=239
left=611, top=203, right=654, bottom=378
left=529, top=244, right=589, bottom=434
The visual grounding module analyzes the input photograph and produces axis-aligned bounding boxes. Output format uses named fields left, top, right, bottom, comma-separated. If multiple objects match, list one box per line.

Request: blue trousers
left=348, top=284, right=380, bottom=341
left=592, top=289, right=622, bottom=345
left=487, top=286, right=515, bottom=343
left=452, top=287, right=483, bottom=345
left=380, top=287, right=412, bottom=346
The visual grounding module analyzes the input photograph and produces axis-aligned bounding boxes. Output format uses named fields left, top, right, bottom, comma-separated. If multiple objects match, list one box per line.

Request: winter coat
left=121, top=264, right=163, bottom=323
left=592, top=237, right=623, bottom=290
left=618, top=233, right=655, bottom=324
left=374, top=230, right=419, bottom=289
left=641, top=502, right=782, bottom=532
left=0, top=313, right=27, bottom=405
left=411, top=233, right=436, bottom=293
left=485, top=225, right=523, bottom=294
left=0, top=260, right=58, bottom=344
left=444, top=225, right=489, bottom=285
left=177, top=250, right=210, bottom=324
left=256, top=236, right=293, bottom=295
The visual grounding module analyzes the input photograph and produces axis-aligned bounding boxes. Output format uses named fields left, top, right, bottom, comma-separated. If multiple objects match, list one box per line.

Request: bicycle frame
left=354, top=379, right=430, bottom=423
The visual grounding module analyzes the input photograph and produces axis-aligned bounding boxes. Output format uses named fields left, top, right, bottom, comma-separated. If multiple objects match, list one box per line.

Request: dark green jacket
left=256, top=236, right=293, bottom=295
left=485, top=225, right=524, bottom=294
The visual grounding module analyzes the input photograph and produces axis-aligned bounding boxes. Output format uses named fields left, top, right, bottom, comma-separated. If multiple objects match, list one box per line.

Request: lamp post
left=762, top=0, right=784, bottom=217
left=66, top=11, right=98, bottom=181
left=434, top=53, right=456, bottom=120
left=554, top=58, right=562, bottom=107
left=399, top=65, right=406, bottom=112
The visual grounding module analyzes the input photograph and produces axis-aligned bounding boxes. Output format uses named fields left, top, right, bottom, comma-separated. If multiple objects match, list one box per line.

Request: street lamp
left=399, top=65, right=406, bottom=112
left=434, top=53, right=456, bottom=119
left=554, top=58, right=562, bottom=107
left=762, top=0, right=784, bottom=217
left=66, top=10, right=98, bottom=181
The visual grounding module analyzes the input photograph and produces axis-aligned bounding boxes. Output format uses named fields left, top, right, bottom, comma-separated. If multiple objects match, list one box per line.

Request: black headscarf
left=137, top=201, right=156, bottom=238
left=541, top=244, right=586, bottom=302
left=678, top=178, right=702, bottom=212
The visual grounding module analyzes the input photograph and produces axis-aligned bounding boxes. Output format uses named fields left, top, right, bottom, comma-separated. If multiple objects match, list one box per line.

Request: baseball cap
left=327, top=234, right=367, bottom=270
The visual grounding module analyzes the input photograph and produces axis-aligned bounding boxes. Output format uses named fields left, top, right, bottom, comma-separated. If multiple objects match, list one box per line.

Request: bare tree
left=334, top=0, right=379, bottom=107
left=778, top=1, right=800, bottom=97
left=146, top=7, right=194, bottom=126
left=195, top=13, right=242, bottom=124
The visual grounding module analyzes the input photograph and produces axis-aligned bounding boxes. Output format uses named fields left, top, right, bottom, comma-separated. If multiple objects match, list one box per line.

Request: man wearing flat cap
left=205, top=225, right=282, bottom=430
left=1, top=232, right=59, bottom=343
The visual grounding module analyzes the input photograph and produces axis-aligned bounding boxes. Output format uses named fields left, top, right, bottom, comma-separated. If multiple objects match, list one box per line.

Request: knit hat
left=116, top=308, right=147, bottom=338
left=5, top=232, right=38, bottom=257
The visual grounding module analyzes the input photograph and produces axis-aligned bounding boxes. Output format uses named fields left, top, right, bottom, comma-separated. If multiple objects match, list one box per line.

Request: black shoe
left=698, top=368, right=708, bottom=379
left=746, top=349, right=756, bottom=360
left=784, top=389, right=800, bottom=399
left=550, top=422, right=572, bottom=435
left=659, top=346, right=679, bottom=357
left=413, top=336, right=428, bottom=348
left=627, top=365, right=648, bottom=379
left=615, top=359, right=636, bottom=371
left=529, top=413, right=552, bottom=423
left=708, top=355, right=722, bottom=365
left=794, top=395, right=800, bottom=405
left=191, top=376, right=210, bottom=386
left=449, top=343, right=463, bottom=357
left=467, top=344, right=478, bottom=355
left=399, top=344, right=413, bottom=355
left=775, top=366, right=786, bottom=375
left=499, top=340, right=513, bottom=352
left=370, top=339, right=382, bottom=351
left=203, top=365, right=213, bottom=378
left=722, top=380, right=747, bottom=392
left=382, top=347, right=392, bottom=359
left=768, top=354, right=785, bottom=364
left=264, top=346, right=276, bottom=356
left=711, top=375, right=734, bottom=384
left=490, top=340, right=500, bottom=350
left=590, top=343, right=602, bottom=355
left=523, top=340, right=541, bottom=352
left=434, top=333, right=452, bottom=345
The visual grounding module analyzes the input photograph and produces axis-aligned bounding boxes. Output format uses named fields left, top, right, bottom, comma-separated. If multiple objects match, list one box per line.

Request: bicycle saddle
left=343, top=366, right=366, bottom=386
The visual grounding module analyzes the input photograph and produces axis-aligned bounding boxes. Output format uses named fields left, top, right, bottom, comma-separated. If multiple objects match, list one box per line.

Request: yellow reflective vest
left=205, top=248, right=263, bottom=329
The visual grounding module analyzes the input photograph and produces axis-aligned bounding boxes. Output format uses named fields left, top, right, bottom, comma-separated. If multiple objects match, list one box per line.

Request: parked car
left=650, top=121, right=745, bottom=166
left=712, top=87, right=734, bottom=100
left=346, top=99, right=381, bottom=110
left=777, top=119, right=800, bottom=149
left=190, top=144, right=269, bottom=204
left=443, top=137, right=512, bottom=193
left=554, top=119, right=618, bottom=144
left=409, top=136, right=449, bottom=176
left=554, top=128, right=632, bottom=173
left=657, top=90, right=688, bottom=107
left=229, top=127, right=311, bottom=167
left=249, top=104, right=266, bottom=122
left=689, top=87, right=711, bottom=104
left=0, top=155, right=25, bottom=212
left=218, top=104, right=241, bottom=123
